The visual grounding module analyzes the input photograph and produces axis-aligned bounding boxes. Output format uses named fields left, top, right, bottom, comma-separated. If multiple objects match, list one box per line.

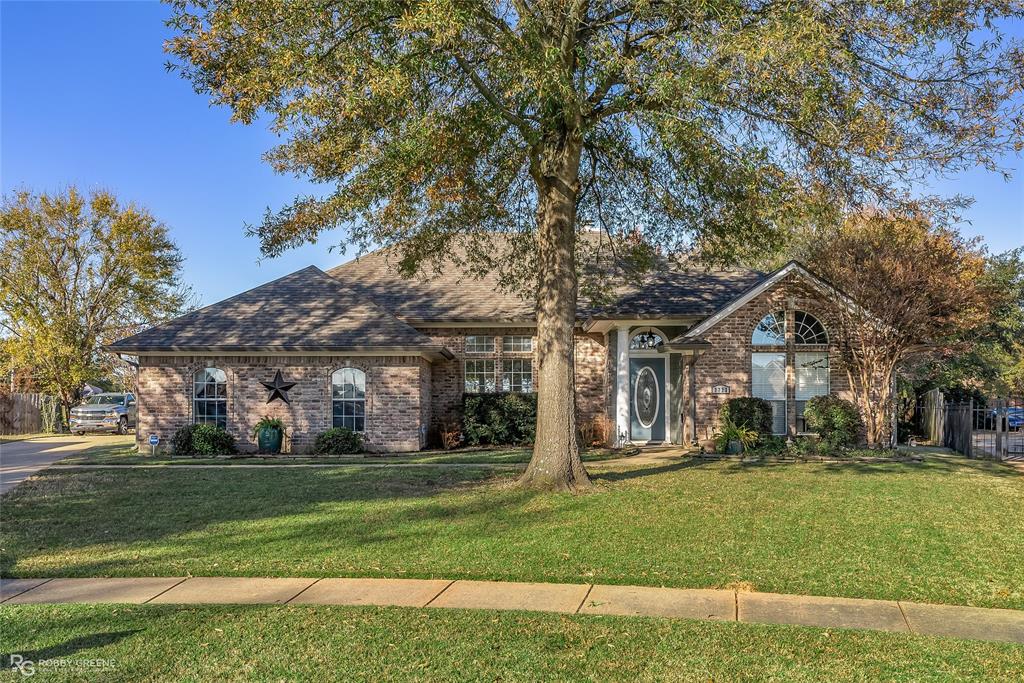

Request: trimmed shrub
left=313, top=427, right=363, bottom=455
left=719, top=397, right=773, bottom=437
left=462, top=393, right=537, bottom=446
left=171, top=423, right=236, bottom=456
left=803, top=395, right=862, bottom=450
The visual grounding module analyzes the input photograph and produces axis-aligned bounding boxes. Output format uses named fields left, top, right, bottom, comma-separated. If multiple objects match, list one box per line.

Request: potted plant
left=713, top=417, right=759, bottom=455
left=253, top=416, right=286, bottom=454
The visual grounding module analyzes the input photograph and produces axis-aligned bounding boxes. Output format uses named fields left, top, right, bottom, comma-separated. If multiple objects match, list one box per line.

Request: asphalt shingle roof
left=329, top=237, right=767, bottom=322
left=109, top=266, right=443, bottom=353
left=591, top=269, right=767, bottom=318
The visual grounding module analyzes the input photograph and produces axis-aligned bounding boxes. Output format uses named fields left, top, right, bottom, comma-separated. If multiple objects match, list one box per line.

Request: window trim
left=331, top=367, right=366, bottom=433
left=628, top=327, right=668, bottom=355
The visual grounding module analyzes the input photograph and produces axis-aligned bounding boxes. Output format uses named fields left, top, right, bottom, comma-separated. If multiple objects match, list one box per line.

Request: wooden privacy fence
left=919, top=388, right=945, bottom=444
left=0, top=392, right=43, bottom=435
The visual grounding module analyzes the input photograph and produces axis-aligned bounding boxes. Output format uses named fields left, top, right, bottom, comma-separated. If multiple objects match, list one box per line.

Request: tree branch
left=452, top=53, right=534, bottom=138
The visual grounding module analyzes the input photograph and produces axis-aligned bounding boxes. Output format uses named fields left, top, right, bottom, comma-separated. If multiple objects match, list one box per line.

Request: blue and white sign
left=148, top=434, right=160, bottom=446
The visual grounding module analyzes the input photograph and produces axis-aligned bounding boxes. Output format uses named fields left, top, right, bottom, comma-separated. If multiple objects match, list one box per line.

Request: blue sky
left=2, top=1, right=1022, bottom=305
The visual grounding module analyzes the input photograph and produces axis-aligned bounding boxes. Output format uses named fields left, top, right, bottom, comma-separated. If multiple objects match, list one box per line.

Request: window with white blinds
left=796, top=352, right=830, bottom=432
left=752, top=352, right=787, bottom=434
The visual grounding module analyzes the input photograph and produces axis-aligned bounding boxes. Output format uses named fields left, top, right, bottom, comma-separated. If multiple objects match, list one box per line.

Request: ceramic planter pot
left=257, top=427, right=283, bottom=454
left=726, top=439, right=743, bottom=455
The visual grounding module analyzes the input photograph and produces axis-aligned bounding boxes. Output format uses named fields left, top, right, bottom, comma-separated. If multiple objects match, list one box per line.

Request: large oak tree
left=166, top=0, right=1022, bottom=489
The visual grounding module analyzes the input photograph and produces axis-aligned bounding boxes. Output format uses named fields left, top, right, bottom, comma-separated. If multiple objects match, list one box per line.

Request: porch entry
left=629, top=357, right=666, bottom=442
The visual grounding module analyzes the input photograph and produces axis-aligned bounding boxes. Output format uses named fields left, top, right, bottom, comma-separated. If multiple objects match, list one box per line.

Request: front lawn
left=2, top=453, right=1022, bottom=609
left=2, top=604, right=1021, bottom=681
left=55, top=441, right=629, bottom=465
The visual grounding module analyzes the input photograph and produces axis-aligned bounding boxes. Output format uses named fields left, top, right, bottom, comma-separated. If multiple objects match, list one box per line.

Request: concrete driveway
left=0, top=436, right=103, bottom=494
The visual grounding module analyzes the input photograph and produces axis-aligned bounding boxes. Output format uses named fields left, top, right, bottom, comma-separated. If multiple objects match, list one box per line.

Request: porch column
left=615, top=326, right=630, bottom=445
left=683, top=356, right=697, bottom=444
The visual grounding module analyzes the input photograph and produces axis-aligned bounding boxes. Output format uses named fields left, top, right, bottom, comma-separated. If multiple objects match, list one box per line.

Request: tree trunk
left=519, top=139, right=591, bottom=492
left=846, top=353, right=891, bottom=448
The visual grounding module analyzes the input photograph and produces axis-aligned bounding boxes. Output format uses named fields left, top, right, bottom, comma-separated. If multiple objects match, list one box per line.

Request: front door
left=630, top=358, right=666, bottom=443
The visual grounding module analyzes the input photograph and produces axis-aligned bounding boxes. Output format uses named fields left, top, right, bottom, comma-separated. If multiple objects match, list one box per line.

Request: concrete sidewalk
left=3, top=576, right=1021, bottom=644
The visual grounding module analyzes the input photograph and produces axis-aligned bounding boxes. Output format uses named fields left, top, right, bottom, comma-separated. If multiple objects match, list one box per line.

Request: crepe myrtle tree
left=166, top=0, right=1022, bottom=490
left=805, top=210, right=991, bottom=446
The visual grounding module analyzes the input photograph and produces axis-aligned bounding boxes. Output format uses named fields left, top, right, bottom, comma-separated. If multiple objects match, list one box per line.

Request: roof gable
left=675, top=261, right=855, bottom=341
left=109, top=266, right=444, bottom=354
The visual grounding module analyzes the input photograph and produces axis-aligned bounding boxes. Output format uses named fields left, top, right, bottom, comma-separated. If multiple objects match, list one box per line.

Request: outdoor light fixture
left=637, top=332, right=660, bottom=349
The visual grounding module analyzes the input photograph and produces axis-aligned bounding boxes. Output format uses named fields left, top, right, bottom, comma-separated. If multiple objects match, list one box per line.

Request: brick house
left=110, top=240, right=880, bottom=453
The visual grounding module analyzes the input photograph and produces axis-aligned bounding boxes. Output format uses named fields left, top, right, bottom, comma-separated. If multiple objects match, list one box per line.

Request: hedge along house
left=110, top=239, right=881, bottom=453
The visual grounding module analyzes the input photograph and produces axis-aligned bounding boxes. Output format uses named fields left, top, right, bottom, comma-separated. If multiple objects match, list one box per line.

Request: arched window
left=630, top=329, right=664, bottom=350
left=751, top=312, right=786, bottom=346
left=332, top=368, right=366, bottom=432
left=793, top=311, right=828, bottom=345
left=193, top=367, right=227, bottom=429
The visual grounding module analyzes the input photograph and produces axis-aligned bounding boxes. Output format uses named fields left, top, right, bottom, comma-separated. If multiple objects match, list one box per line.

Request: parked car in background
left=69, top=393, right=137, bottom=435
left=987, top=406, right=1024, bottom=431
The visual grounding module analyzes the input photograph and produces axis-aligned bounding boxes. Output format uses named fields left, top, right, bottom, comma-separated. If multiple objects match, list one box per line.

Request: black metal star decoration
left=260, top=370, right=296, bottom=404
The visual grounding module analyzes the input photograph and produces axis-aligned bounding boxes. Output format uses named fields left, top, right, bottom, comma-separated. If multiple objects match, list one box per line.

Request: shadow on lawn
left=591, top=451, right=1021, bottom=481
left=0, top=465, right=546, bottom=577
left=591, top=458, right=713, bottom=482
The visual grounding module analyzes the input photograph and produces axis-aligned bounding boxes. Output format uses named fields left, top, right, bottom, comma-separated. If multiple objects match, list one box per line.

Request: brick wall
left=136, top=355, right=427, bottom=454
left=574, top=331, right=608, bottom=426
left=692, top=273, right=856, bottom=444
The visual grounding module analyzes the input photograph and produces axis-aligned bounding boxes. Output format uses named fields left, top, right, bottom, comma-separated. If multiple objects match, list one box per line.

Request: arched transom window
left=751, top=311, right=786, bottom=346
left=332, top=368, right=366, bottom=432
left=793, top=311, right=828, bottom=345
left=630, top=329, right=664, bottom=351
left=193, top=367, right=227, bottom=429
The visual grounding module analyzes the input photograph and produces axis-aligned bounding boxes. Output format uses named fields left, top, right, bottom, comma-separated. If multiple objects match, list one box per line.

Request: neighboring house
left=109, top=237, right=874, bottom=453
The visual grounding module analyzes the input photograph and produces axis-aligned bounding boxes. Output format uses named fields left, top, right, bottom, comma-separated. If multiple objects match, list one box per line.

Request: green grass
left=1, top=604, right=1021, bottom=681
left=2, top=453, right=1022, bottom=609
left=56, top=441, right=629, bottom=465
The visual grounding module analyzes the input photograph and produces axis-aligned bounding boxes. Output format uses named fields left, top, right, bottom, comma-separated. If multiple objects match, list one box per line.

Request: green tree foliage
left=911, top=248, right=1024, bottom=397
left=0, top=188, right=191, bottom=420
left=165, top=0, right=1022, bottom=487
